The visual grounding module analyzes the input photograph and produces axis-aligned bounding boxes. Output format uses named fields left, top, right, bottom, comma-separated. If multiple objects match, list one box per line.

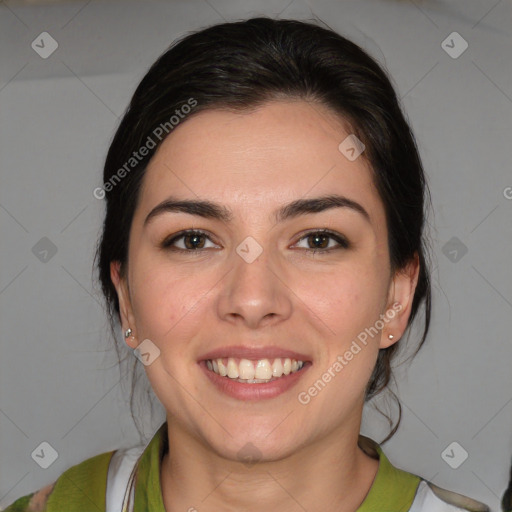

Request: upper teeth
left=206, top=357, right=304, bottom=381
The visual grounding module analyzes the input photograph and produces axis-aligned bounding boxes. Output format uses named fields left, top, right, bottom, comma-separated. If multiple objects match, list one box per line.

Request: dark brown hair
left=94, top=16, right=432, bottom=442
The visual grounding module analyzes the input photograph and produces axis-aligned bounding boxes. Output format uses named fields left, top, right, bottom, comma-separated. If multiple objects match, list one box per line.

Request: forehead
left=135, top=100, right=385, bottom=229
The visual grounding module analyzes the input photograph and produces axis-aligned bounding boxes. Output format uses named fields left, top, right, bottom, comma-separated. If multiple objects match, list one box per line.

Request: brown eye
left=161, top=230, right=218, bottom=251
left=307, top=233, right=329, bottom=249
left=294, top=230, right=350, bottom=253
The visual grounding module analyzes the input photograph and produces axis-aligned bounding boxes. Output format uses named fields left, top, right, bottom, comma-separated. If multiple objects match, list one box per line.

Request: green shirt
left=2, top=422, right=489, bottom=512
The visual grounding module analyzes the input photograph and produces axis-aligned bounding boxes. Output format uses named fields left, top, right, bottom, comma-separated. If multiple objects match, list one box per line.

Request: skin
left=111, top=99, right=420, bottom=512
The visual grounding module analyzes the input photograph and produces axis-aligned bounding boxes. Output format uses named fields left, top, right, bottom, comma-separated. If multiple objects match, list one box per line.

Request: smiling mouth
left=205, top=357, right=307, bottom=384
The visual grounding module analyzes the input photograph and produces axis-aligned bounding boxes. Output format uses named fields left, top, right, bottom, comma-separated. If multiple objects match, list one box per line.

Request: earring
left=125, top=328, right=134, bottom=340
left=388, top=334, right=394, bottom=340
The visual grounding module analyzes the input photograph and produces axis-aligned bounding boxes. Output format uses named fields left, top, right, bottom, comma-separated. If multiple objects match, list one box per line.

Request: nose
left=217, top=242, right=293, bottom=330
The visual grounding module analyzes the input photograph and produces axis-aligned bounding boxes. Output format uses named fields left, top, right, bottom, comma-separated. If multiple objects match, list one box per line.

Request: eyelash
left=160, top=229, right=350, bottom=254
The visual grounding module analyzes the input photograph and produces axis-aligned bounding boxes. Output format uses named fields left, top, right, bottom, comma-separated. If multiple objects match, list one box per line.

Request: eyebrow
left=143, top=194, right=371, bottom=227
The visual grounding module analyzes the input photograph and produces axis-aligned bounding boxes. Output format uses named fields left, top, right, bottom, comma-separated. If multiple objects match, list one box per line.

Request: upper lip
left=199, top=345, right=312, bottom=362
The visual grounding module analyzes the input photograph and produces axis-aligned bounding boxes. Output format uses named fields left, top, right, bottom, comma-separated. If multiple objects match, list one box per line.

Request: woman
left=4, top=17, right=491, bottom=512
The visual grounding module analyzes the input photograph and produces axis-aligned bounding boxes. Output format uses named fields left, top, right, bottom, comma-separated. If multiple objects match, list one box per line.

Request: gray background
left=1, top=0, right=511, bottom=510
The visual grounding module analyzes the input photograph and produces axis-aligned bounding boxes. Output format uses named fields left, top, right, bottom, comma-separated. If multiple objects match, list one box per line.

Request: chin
left=218, top=438, right=300, bottom=465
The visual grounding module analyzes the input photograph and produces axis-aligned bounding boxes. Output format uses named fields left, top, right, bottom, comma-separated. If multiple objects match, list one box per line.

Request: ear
left=110, top=261, right=138, bottom=349
left=380, top=252, right=420, bottom=349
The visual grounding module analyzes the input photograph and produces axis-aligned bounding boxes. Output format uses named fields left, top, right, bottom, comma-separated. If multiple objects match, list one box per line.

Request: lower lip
left=199, top=361, right=311, bottom=400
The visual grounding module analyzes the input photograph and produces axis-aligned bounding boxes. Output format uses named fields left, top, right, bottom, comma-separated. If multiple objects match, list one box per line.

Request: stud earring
left=388, top=334, right=394, bottom=340
left=125, top=328, right=134, bottom=340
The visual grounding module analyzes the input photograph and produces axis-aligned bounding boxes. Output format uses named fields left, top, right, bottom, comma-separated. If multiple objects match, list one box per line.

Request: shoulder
left=410, top=479, right=490, bottom=512
left=2, top=450, right=115, bottom=512
left=358, top=435, right=490, bottom=512
left=2, top=482, right=56, bottom=512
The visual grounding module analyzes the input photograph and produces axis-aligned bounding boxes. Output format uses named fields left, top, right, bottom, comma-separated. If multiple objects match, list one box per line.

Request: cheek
left=296, top=263, right=387, bottom=344
left=128, top=266, right=213, bottom=407
left=129, top=262, right=212, bottom=350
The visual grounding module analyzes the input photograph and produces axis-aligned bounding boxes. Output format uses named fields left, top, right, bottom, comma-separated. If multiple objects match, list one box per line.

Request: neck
left=160, top=416, right=379, bottom=512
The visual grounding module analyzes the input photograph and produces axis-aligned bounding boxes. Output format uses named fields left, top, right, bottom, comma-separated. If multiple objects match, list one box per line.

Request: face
left=111, top=100, right=419, bottom=462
